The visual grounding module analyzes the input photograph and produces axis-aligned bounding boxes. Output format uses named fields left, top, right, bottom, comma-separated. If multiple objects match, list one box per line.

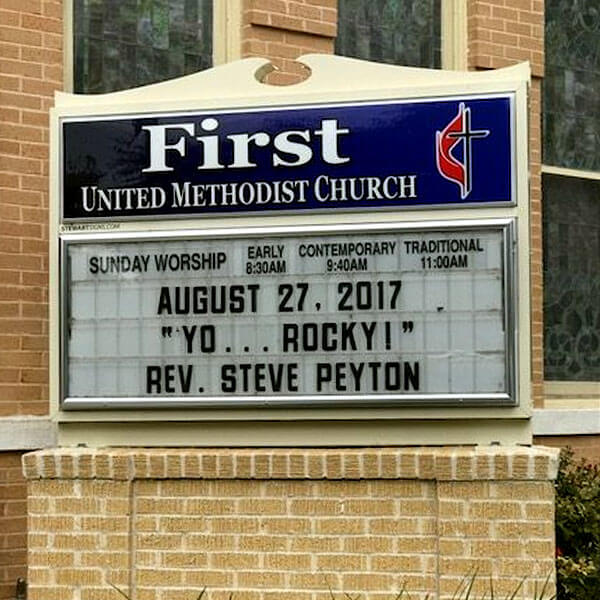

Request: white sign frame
left=60, top=218, right=518, bottom=410
left=50, top=56, right=533, bottom=446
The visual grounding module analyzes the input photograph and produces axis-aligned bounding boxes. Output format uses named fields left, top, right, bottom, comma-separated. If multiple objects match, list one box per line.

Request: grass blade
left=464, top=572, right=477, bottom=599
left=451, top=576, right=468, bottom=600
left=324, top=575, right=336, bottom=600
left=505, top=577, right=524, bottom=600
left=536, top=572, right=552, bottom=600
left=108, top=583, right=131, bottom=600
left=393, top=581, right=407, bottom=600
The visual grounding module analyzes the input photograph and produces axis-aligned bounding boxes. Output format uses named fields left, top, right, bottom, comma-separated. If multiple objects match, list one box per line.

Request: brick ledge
left=22, top=446, right=559, bottom=482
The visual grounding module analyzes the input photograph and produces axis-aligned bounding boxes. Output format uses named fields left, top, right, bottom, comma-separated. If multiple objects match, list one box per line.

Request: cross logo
left=436, top=103, right=490, bottom=199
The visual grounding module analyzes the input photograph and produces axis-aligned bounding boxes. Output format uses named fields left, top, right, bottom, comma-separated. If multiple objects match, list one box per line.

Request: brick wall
left=536, top=435, right=600, bottom=464
left=0, top=1, right=62, bottom=597
left=241, top=0, right=336, bottom=85
left=24, top=447, right=559, bottom=600
left=467, top=0, right=543, bottom=74
left=467, top=0, right=545, bottom=409
left=0, top=0, right=63, bottom=417
left=0, top=452, right=27, bottom=600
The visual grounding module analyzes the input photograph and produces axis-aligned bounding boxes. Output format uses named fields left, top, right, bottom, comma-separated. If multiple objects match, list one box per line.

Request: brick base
left=0, top=451, right=27, bottom=600
left=24, top=447, right=559, bottom=600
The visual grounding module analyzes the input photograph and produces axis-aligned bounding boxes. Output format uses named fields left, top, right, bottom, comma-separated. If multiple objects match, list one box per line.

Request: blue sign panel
left=61, top=95, right=514, bottom=220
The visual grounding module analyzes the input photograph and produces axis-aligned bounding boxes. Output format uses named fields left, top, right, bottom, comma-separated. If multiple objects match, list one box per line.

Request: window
left=72, top=0, right=214, bottom=94
left=335, top=0, right=442, bottom=69
left=543, top=0, right=600, bottom=381
left=543, top=175, right=600, bottom=381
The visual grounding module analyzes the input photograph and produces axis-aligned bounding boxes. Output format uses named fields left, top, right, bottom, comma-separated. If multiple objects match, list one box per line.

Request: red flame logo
left=436, top=103, right=490, bottom=199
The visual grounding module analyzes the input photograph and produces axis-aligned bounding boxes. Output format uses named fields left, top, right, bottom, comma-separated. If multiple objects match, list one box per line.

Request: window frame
left=541, top=2, right=600, bottom=401
left=541, top=163, right=600, bottom=402
left=441, top=0, right=467, bottom=70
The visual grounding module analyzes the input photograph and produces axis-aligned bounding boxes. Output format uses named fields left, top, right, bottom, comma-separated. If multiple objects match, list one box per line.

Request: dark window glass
left=74, top=0, right=212, bottom=94
left=335, top=0, right=441, bottom=69
left=544, top=0, right=600, bottom=169
left=543, top=174, right=600, bottom=380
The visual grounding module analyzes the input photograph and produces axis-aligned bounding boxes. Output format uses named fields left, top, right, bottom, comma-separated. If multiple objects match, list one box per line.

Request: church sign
left=61, top=95, right=514, bottom=221
left=53, top=57, right=530, bottom=426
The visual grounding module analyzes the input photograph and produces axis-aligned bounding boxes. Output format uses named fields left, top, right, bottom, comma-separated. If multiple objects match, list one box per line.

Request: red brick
left=241, top=39, right=268, bottom=55
left=0, top=0, right=41, bottom=13
left=0, top=90, right=41, bottom=109
left=0, top=384, right=43, bottom=402
left=0, top=304, right=19, bottom=318
left=306, top=0, right=335, bottom=7
left=20, top=175, right=47, bottom=192
left=0, top=10, right=20, bottom=28
left=288, top=3, right=322, bottom=21
left=0, top=42, right=19, bottom=60
left=322, top=8, right=336, bottom=23
left=270, top=13, right=306, bottom=32
left=247, top=25, right=285, bottom=43
left=42, top=64, right=62, bottom=82
left=1, top=317, right=44, bottom=333
left=0, top=368, right=20, bottom=382
left=0, top=155, right=41, bottom=174
left=42, top=1, right=62, bottom=19
left=19, top=400, right=48, bottom=415
left=21, top=13, right=62, bottom=34
left=20, top=291, right=46, bottom=315
left=0, top=26, right=42, bottom=46
left=21, top=77, right=59, bottom=97
left=20, top=45, right=61, bottom=65
left=0, top=284, right=43, bottom=302
left=41, top=32, right=62, bottom=50
left=252, top=0, right=287, bottom=14
left=284, top=30, right=332, bottom=51
left=19, top=366, right=47, bottom=382
left=0, top=335, right=20, bottom=350
left=0, top=139, right=19, bottom=156
left=21, top=271, right=47, bottom=287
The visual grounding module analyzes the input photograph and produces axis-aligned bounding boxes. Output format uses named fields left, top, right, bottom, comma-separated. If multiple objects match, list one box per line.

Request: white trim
left=542, top=164, right=600, bottom=181
left=213, top=0, right=242, bottom=66
left=545, top=380, right=600, bottom=395
left=442, top=0, right=468, bottom=70
left=533, top=409, right=600, bottom=436
left=0, top=418, right=57, bottom=451
left=63, top=0, right=74, bottom=93
left=544, top=381, right=600, bottom=409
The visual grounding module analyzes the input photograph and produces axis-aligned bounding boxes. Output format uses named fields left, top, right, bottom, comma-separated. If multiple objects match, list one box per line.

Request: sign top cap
left=54, top=54, right=531, bottom=110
